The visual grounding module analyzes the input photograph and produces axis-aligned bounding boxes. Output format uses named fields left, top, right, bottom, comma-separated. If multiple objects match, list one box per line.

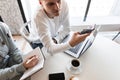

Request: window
left=66, top=0, right=116, bottom=21
left=66, top=0, right=88, bottom=17
left=88, top=0, right=115, bottom=16
left=24, top=0, right=119, bottom=24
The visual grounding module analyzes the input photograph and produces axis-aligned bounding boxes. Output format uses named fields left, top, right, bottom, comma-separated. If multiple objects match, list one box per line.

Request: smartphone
left=80, top=28, right=95, bottom=34
left=49, top=72, right=65, bottom=80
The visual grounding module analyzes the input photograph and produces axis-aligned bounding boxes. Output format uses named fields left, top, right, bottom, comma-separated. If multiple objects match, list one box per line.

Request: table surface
left=31, top=35, right=120, bottom=80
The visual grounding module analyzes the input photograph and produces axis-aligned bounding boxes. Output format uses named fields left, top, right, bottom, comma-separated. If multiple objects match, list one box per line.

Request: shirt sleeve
left=1, top=22, right=23, bottom=65
left=0, top=63, right=26, bottom=80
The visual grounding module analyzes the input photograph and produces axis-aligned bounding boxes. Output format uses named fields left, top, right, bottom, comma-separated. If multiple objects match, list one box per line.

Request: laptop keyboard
left=69, top=41, right=83, bottom=54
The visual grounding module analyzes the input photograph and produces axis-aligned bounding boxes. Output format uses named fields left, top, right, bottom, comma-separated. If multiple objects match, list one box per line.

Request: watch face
left=49, top=73, right=65, bottom=80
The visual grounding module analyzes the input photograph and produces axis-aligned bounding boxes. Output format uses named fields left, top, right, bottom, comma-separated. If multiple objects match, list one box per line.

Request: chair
left=20, top=21, right=43, bottom=49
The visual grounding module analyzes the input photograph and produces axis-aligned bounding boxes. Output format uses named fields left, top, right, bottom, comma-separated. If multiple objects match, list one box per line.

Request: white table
left=31, top=35, right=120, bottom=80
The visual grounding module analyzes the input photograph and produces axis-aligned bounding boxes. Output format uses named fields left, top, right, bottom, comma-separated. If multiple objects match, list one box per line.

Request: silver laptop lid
left=80, top=25, right=101, bottom=56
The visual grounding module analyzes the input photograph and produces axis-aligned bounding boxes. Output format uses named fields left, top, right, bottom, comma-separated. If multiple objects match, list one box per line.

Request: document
left=20, top=47, right=45, bottom=80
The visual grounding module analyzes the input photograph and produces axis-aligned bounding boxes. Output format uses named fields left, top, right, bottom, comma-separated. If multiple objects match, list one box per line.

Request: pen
left=26, top=59, right=32, bottom=64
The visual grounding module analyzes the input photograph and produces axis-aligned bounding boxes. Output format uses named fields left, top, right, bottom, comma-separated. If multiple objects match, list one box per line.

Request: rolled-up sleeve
left=0, top=63, right=26, bottom=80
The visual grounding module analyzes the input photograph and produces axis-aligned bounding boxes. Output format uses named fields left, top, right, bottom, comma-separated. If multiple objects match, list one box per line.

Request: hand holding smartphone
left=80, top=25, right=95, bottom=34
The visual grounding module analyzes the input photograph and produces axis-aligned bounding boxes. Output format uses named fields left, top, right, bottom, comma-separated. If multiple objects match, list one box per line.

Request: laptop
left=62, top=25, right=100, bottom=58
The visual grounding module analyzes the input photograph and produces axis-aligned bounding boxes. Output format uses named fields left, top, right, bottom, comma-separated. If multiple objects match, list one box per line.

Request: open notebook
left=20, top=47, right=45, bottom=80
left=62, top=25, right=100, bottom=58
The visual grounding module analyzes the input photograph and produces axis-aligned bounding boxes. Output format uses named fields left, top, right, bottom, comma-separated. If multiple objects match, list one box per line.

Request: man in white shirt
left=34, top=0, right=90, bottom=53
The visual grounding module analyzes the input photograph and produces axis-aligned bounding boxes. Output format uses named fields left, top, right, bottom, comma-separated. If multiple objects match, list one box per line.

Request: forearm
left=8, top=48, right=23, bottom=66
left=40, top=33, right=71, bottom=53
left=0, top=63, right=26, bottom=80
left=37, top=23, right=71, bottom=53
left=8, top=30, right=23, bottom=64
left=47, top=41, right=71, bottom=53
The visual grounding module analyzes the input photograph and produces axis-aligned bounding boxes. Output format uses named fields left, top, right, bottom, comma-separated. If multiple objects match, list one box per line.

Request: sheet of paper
left=20, top=47, right=45, bottom=80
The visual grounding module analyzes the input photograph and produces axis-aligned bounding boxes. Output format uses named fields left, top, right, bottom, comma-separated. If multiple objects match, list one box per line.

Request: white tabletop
left=31, top=35, right=120, bottom=80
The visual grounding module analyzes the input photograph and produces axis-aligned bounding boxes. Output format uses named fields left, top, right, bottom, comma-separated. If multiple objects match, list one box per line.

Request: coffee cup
left=67, top=59, right=81, bottom=74
left=71, top=59, right=80, bottom=70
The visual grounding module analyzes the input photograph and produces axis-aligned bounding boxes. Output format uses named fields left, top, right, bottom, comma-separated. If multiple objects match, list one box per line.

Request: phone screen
left=80, top=27, right=95, bottom=34
left=49, top=72, right=65, bottom=80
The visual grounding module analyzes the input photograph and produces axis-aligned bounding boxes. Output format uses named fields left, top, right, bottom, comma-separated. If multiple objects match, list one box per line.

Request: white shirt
left=34, top=0, right=72, bottom=53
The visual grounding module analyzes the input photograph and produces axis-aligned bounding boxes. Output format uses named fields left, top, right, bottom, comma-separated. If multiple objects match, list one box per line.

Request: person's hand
left=23, top=55, right=39, bottom=69
left=69, top=32, right=91, bottom=47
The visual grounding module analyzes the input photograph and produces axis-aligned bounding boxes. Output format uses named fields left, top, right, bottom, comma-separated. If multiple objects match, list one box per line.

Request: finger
left=26, top=56, right=36, bottom=64
left=76, top=32, right=80, bottom=34
left=28, top=55, right=36, bottom=59
left=30, top=57, right=39, bottom=63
